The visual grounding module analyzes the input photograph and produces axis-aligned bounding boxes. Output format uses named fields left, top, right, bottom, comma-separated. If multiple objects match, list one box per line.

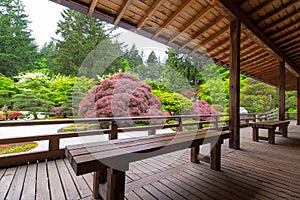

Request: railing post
left=253, top=114, right=256, bottom=122
left=212, top=115, right=218, bottom=128
left=176, top=117, right=183, bottom=132
left=49, top=138, right=59, bottom=151
left=109, top=120, right=118, bottom=140
left=148, top=129, right=156, bottom=135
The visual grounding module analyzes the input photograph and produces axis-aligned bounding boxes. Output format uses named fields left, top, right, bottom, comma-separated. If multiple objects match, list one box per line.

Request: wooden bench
left=65, top=129, right=230, bottom=200
left=249, top=120, right=290, bottom=144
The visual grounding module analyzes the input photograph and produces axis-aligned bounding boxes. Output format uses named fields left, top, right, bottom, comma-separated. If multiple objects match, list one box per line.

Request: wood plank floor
left=1, top=121, right=300, bottom=200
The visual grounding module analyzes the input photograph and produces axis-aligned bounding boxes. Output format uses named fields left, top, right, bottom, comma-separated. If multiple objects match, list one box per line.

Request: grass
left=0, top=142, right=38, bottom=155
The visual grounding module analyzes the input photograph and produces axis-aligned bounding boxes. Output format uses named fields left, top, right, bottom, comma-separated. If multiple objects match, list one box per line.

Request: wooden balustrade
left=0, top=111, right=278, bottom=168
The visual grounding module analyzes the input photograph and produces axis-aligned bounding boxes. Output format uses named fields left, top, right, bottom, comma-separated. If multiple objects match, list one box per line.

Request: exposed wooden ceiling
left=50, top=0, right=300, bottom=90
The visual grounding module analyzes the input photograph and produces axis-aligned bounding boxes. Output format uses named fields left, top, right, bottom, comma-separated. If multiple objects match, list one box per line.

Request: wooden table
left=65, top=129, right=230, bottom=200
left=249, top=120, right=290, bottom=144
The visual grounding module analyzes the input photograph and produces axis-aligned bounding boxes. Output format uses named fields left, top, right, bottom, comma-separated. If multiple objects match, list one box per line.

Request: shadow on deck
left=1, top=121, right=300, bottom=200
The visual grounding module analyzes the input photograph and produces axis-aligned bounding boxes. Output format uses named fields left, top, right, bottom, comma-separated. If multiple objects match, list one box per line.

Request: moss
left=0, top=142, right=38, bottom=155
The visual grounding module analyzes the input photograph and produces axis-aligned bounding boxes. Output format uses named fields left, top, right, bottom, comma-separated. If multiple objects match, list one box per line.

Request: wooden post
left=190, top=146, right=200, bottom=163
left=279, top=61, right=285, bottom=121
left=210, top=141, right=222, bottom=171
left=176, top=117, right=183, bottom=132
left=106, top=168, right=126, bottom=200
left=229, top=19, right=241, bottom=150
left=298, top=77, right=300, bottom=125
left=109, top=120, right=118, bottom=140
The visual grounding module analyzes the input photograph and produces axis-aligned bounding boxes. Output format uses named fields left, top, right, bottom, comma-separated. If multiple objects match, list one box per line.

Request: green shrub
left=152, top=90, right=193, bottom=115
left=212, top=104, right=224, bottom=113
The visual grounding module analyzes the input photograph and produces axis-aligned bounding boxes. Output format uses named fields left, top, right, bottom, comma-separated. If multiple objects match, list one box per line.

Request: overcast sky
left=22, top=0, right=168, bottom=59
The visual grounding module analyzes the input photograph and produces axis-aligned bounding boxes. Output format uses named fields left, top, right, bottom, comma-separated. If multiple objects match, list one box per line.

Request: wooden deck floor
left=1, top=121, right=300, bottom=200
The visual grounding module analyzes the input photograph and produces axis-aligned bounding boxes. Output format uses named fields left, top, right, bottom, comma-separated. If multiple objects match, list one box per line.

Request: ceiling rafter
left=266, top=18, right=300, bottom=37
left=282, top=43, right=300, bottom=52
left=278, top=37, right=300, bottom=50
left=209, top=36, right=249, bottom=57
left=285, top=47, right=300, bottom=56
left=272, top=26, right=300, bottom=42
left=207, top=0, right=300, bottom=76
left=190, top=26, right=229, bottom=54
left=247, top=63, right=278, bottom=74
left=114, top=0, right=133, bottom=25
left=246, top=0, right=272, bottom=16
left=262, top=8, right=300, bottom=31
left=178, top=15, right=223, bottom=51
left=87, top=0, right=99, bottom=16
left=255, top=0, right=298, bottom=24
left=245, top=60, right=278, bottom=74
left=219, top=42, right=259, bottom=62
left=167, top=6, right=212, bottom=45
left=241, top=52, right=271, bottom=66
left=152, top=0, right=194, bottom=39
left=136, top=0, right=165, bottom=30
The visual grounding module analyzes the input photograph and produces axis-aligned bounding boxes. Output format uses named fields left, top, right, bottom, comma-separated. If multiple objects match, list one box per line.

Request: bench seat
left=249, top=120, right=290, bottom=144
left=66, top=129, right=230, bottom=199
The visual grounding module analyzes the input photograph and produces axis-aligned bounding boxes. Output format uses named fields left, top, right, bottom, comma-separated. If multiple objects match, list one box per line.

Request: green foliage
left=54, top=9, right=123, bottom=76
left=123, top=44, right=143, bottom=72
left=135, top=51, right=165, bottom=80
left=0, top=142, right=38, bottom=155
left=12, top=91, right=54, bottom=116
left=0, top=73, right=17, bottom=107
left=0, top=0, right=40, bottom=77
left=240, top=77, right=278, bottom=113
left=143, top=80, right=172, bottom=92
left=152, top=90, right=193, bottom=115
left=285, top=91, right=297, bottom=111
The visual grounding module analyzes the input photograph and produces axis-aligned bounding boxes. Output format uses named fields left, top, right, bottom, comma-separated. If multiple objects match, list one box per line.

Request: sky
left=22, top=0, right=168, bottom=59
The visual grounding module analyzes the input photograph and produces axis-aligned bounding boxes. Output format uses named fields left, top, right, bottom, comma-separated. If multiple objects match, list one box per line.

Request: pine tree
left=54, top=9, right=123, bottom=77
left=0, top=0, right=39, bottom=77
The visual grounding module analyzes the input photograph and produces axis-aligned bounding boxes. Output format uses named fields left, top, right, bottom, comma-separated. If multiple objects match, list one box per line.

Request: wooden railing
left=0, top=111, right=278, bottom=168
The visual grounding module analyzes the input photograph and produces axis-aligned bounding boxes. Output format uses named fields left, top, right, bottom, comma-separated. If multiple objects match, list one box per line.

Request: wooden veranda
left=49, top=0, right=300, bottom=149
left=1, top=122, right=299, bottom=200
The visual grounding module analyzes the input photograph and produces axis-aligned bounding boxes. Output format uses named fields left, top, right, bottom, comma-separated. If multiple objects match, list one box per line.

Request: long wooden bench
left=65, top=129, right=230, bottom=200
left=249, top=120, right=290, bottom=144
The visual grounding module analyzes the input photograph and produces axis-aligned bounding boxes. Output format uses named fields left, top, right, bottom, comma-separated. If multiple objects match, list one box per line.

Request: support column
left=297, top=77, right=300, bottom=125
left=279, top=61, right=285, bottom=121
left=229, top=19, right=241, bottom=150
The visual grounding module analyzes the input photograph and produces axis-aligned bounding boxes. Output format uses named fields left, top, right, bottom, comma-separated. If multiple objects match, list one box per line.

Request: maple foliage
left=193, top=100, right=218, bottom=121
left=78, top=73, right=164, bottom=124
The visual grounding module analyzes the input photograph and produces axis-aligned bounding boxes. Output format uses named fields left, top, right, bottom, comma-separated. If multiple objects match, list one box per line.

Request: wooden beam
left=114, top=0, right=133, bottom=25
left=191, top=26, right=230, bottom=54
left=262, top=8, right=300, bottom=31
left=246, top=0, right=272, bottom=16
left=255, top=0, right=298, bottom=24
left=273, top=27, right=300, bottom=42
left=229, top=19, right=241, bottom=150
left=87, top=0, right=99, bottom=16
left=241, top=52, right=271, bottom=66
left=278, top=37, right=300, bottom=50
left=208, top=0, right=300, bottom=77
left=136, top=0, right=164, bottom=30
left=297, top=77, right=300, bottom=125
left=167, top=6, right=212, bottom=45
left=152, top=0, right=194, bottom=39
left=266, top=18, right=300, bottom=37
left=179, top=16, right=223, bottom=51
left=279, top=61, right=285, bottom=121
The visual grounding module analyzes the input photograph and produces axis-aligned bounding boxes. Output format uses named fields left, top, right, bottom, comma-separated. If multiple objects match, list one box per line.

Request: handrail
left=0, top=111, right=279, bottom=168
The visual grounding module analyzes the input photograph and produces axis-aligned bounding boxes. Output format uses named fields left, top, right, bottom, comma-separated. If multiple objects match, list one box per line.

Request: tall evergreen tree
left=54, top=9, right=123, bottom=77
left=0, top=0, right=39, bottom=77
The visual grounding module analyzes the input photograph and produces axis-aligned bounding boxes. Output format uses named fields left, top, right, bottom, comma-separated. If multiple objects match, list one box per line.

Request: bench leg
left=107, top=168, right=125, bottom=200
left=280, top=125, right=288, bottom=137
left=93, top=170, right=102, bottom=199
left=191, top=146, right=200, bottom=163
left=252, top=127, right=259, bottom=142
left=210, top=141, right=222, bottom=171
left=268, top=128, right=275, bottom=144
